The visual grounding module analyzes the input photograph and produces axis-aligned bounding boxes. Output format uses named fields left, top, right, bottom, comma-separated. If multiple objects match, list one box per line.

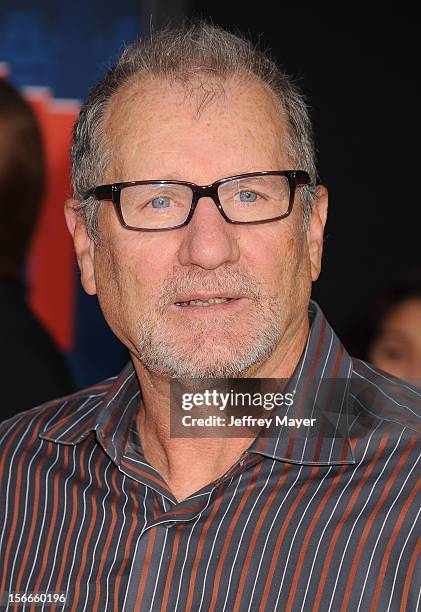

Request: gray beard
left=134, top=267, right=283, bottom=378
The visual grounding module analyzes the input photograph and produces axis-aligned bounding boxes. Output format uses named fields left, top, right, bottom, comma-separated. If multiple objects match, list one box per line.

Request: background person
left=345, top=269, right=421, bottom=385
left=0, top=79, right=74, bottom=420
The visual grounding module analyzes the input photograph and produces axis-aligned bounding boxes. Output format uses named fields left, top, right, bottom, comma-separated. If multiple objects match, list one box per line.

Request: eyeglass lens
left=119, top=174, right=291, bottom=229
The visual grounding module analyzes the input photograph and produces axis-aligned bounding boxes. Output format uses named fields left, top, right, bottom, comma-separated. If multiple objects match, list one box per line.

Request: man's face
left=70, top=75, right=327, bottom=378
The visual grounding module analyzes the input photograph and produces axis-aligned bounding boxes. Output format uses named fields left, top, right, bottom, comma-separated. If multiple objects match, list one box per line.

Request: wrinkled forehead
left=102, top=74, right=291, bottom=180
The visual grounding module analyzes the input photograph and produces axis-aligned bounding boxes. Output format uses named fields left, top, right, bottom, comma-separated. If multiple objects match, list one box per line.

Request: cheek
left=100, top=233, right=179, bottom=315
left=94, top=244, right=124, bottom=309
left=259, top=229, right=310, bottom=301
left=131, top=236, right=178, bottom=288
left=255, top=225, right=305, bottom=267
left=239, top=227, right=297, bottom=290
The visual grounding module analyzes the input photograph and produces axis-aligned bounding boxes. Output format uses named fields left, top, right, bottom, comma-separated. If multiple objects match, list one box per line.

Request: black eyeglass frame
left=83, top=170, right=311, bottom=232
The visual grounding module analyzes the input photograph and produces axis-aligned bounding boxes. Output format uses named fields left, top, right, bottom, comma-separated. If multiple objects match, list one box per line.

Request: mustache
left=155, top=266, right=262, bottom=310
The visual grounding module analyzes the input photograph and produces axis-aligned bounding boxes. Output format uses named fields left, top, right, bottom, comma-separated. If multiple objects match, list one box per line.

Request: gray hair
left=71, top=21, right=318, bottom=240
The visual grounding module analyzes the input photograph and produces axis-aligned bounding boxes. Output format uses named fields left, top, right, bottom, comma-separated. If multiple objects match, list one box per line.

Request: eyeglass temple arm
left=84, top=186, right=114, bottom=200
left=293, top=171, right=312, bottom=187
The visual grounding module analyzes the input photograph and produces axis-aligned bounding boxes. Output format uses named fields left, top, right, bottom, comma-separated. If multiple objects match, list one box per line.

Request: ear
left=64, top=198, right=97, bottom=295
left=306, top=185, right=328, bottom=281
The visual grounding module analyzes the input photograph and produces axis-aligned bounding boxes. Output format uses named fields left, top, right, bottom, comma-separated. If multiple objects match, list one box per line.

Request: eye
left=237, top=190, right=258, bottom=202
left=148, top=196, right=172, bottom=208
left=381, top=346, right=405, bottom=361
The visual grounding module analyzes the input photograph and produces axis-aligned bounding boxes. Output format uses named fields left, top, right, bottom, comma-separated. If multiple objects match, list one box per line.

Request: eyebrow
left=377, top=329, right=410, bottom=343
left=139, top=170, right=281, bottom=184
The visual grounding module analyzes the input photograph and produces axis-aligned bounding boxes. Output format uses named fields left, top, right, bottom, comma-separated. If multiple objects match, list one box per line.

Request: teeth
left=176, top=297, right=231, bottom=307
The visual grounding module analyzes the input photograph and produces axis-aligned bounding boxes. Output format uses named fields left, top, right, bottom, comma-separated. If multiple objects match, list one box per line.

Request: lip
left=171, top=296, right=247, bottom=314
left=173, top=292, right=245, bottom=304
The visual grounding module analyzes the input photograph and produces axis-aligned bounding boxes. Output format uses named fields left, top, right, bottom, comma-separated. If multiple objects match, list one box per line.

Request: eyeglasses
left=84, top=170, right=311, bottom=231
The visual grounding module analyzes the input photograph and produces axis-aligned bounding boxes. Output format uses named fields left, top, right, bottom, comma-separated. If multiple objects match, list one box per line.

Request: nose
left=177, top=195, right=240, bottom=269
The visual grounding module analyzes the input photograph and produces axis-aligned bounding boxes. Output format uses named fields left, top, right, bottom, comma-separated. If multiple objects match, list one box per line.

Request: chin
left=135, top=297, right=284, bottom=378
left=143, top=354, right=254, bottom=379
left=137, top=327, right=280, bottom=378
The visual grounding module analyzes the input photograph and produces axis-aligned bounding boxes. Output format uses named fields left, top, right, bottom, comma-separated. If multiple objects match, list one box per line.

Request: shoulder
left=349, top=358, right=421, bottom=435
left=0, top=375, right=117, bottom=450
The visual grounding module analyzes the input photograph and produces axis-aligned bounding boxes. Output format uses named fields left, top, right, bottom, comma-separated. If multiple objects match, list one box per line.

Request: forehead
left=384, top=299, right=421, bottom=330
left=104, top=74, right=290, bottom=181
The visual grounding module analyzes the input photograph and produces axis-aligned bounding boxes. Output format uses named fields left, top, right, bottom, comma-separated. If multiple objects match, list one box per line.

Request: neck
left=132, top=313, right=309, bottom=502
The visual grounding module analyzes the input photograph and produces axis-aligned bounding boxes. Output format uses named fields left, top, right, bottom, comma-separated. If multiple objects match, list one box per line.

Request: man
left=0, top=22, right=419, bottom=611
left=0, top=79, right=74, bottom=420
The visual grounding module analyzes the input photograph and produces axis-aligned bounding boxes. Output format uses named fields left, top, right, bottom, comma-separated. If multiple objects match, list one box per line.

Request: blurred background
left=1, top=1, right=420, bottom=414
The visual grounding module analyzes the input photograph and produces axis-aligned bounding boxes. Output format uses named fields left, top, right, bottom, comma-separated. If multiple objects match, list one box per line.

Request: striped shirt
left=1, top=300, right=420, bottom=611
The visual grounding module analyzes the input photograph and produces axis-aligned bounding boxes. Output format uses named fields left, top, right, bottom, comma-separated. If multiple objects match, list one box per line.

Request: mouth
left=174, top=296, right=239, bottom=307
left=171, top=293, right=245, bottom=312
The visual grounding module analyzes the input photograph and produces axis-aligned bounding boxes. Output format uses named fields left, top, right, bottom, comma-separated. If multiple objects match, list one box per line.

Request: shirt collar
left=39, top=363, right=140, bottom=466
left=40, top=300, right=356, bottom=467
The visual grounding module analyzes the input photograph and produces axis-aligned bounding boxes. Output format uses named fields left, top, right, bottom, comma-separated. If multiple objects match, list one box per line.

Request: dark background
left=1, top=1, right=419, bottom=385
left=148, top=2, right=420, bottom=338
